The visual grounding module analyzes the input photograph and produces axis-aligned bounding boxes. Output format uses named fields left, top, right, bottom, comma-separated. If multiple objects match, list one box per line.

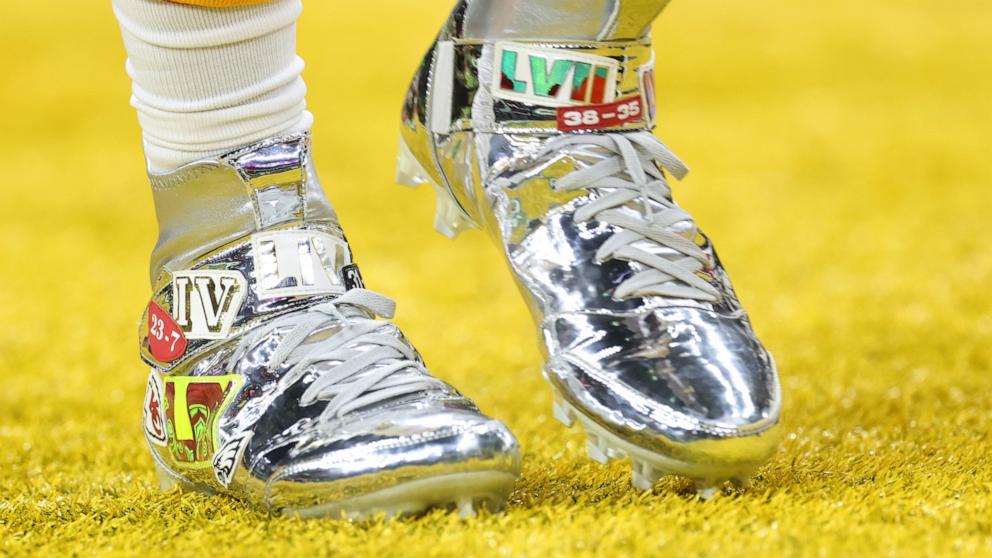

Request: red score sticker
left=147, top=300, right=188, bottom=363
left=557, top=96, right=644, bottom=132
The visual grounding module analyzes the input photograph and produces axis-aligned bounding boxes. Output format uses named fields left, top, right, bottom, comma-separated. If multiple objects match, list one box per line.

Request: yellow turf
left=1, top=0, right=991, bottom=556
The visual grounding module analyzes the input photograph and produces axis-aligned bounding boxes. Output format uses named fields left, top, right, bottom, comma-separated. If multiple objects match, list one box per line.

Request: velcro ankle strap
left=139, top=226, right=365, bottom=371
left=429, top=39, right=657, bottom=135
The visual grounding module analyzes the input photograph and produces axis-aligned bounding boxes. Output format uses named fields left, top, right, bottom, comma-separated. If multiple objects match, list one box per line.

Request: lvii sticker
left=492, top=43, right=619, bottom=108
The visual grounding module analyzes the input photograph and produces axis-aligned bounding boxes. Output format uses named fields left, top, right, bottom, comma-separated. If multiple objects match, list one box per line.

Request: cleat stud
left=693, top=480, right=719, bottom=500
left=605, top=446, right=626, bottom=460
left=552, top=400, right=574, bottom=427
left=631, top=470, right=656, bottom=491
left=457, top=498, right=476, bottom=518
left=155, top=463, right=180, bottom=491
left=630, top=460, right=660, bottom=490
left=587, top=439, right=609, bottom=464
left=157, top=473, right=178, bottom=491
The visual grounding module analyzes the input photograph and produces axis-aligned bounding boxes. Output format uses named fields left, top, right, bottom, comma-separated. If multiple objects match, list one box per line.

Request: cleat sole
left=550, top=387, right=757, bottom=493
left=157, top=463, right=514, bottom=521
left=282, top=471, right=516, bottom=521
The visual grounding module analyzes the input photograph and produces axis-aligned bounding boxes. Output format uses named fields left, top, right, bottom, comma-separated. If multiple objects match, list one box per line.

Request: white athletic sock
left=112, top=0, right=312, bottom=172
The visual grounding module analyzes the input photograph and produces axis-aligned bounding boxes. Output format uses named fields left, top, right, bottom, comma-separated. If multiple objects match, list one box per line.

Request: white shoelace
left=236, top=289, right=441, bottom=422
left=537, top=131, right=721, bottom=302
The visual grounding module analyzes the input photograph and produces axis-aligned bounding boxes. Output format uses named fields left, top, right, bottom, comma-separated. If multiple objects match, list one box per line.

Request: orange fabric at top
left=166, top=0, right=276, bottom=7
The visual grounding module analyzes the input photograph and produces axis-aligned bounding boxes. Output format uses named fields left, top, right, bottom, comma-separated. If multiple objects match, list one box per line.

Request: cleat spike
left=552, top=399, right=574, bottom=427
left=457, top=498, right=477, bottom=518
left=605, top=446, right=626, bottom=460
left=631, top=471, right=655, bottom=491
left=587, top=439, right=609, bottom=464
left=693, top=480, right=719, bottom=500
left=155, top=463, right=179, bottom=491
left=697, top=487, right=718, bottom=500
left=395, top=137, right=431, bottom=187
left=630, top=460, right=660, bottom=490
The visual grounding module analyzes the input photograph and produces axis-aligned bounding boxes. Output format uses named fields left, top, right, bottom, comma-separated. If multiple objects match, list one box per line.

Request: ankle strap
left=428, top=39, right=657, bottom=135
left=140, top=226, right=365, bottom=371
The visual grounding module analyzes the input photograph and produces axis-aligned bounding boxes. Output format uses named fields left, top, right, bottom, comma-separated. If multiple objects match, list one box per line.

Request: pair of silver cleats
left=137, top=0, right=783, bottom=516
left=139, top=134, right=520, bottom=519
left=398, top=0, right=783, bottom=497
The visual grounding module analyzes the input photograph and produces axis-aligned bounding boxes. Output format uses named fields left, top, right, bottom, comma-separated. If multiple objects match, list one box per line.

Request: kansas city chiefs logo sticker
left=171, top=270, right=247, bottom=340
left=142, top=372, right=168, bottom=446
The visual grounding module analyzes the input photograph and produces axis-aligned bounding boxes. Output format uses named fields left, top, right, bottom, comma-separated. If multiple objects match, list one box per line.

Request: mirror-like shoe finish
left=140, top=133, right=520, bottom=519
left=397, top=0, right=781, bottom=495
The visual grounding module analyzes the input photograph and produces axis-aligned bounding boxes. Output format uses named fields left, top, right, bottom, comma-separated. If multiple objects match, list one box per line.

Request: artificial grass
left=1, top=0, right=991, bottom=556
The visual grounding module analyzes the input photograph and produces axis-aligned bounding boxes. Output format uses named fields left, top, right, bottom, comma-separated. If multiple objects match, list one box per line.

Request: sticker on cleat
left=557, top=96, right=644, bottom=132
left=147, top=300, right=188, bottom=362
left=638, top=58, right=657, bottom=128
left=162, top=375, right=244, bottom=467
left=492, top=43, right=619, bottom=108
left=341, top=263, right=365, bottom=291
left=172, top=270, right=247, bottom=340
left=212, top=430, right=253, bottom=488
left=252, top=230, right=349, bottom=299
left=142, top=371, right=168, bottom=447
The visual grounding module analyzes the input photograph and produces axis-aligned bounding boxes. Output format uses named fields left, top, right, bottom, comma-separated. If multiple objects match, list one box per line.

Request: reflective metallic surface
left=461, top=0, right=672, bottom=41
left=400, top=0, right=781, bottom=490
left=141, top=133, right=520, bottom=518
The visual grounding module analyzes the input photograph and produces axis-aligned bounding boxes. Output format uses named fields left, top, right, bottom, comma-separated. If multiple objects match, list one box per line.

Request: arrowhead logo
left=171, top=270, right=247, bottom=340
left=142, top=372, right=168, bottom=446
left=492, top=43, right=619, bottom=108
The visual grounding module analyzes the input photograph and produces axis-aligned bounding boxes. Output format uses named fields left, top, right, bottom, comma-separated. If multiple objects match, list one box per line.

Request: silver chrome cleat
left=398, top=0, right=782, bottom=493
left=139, top=133, right=520, bottom=519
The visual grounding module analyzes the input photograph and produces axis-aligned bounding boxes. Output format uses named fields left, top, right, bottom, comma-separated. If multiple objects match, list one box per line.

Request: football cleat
left=139, top=133, right=520, bottom=519
left=397, top=0, right=782, bottom=495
